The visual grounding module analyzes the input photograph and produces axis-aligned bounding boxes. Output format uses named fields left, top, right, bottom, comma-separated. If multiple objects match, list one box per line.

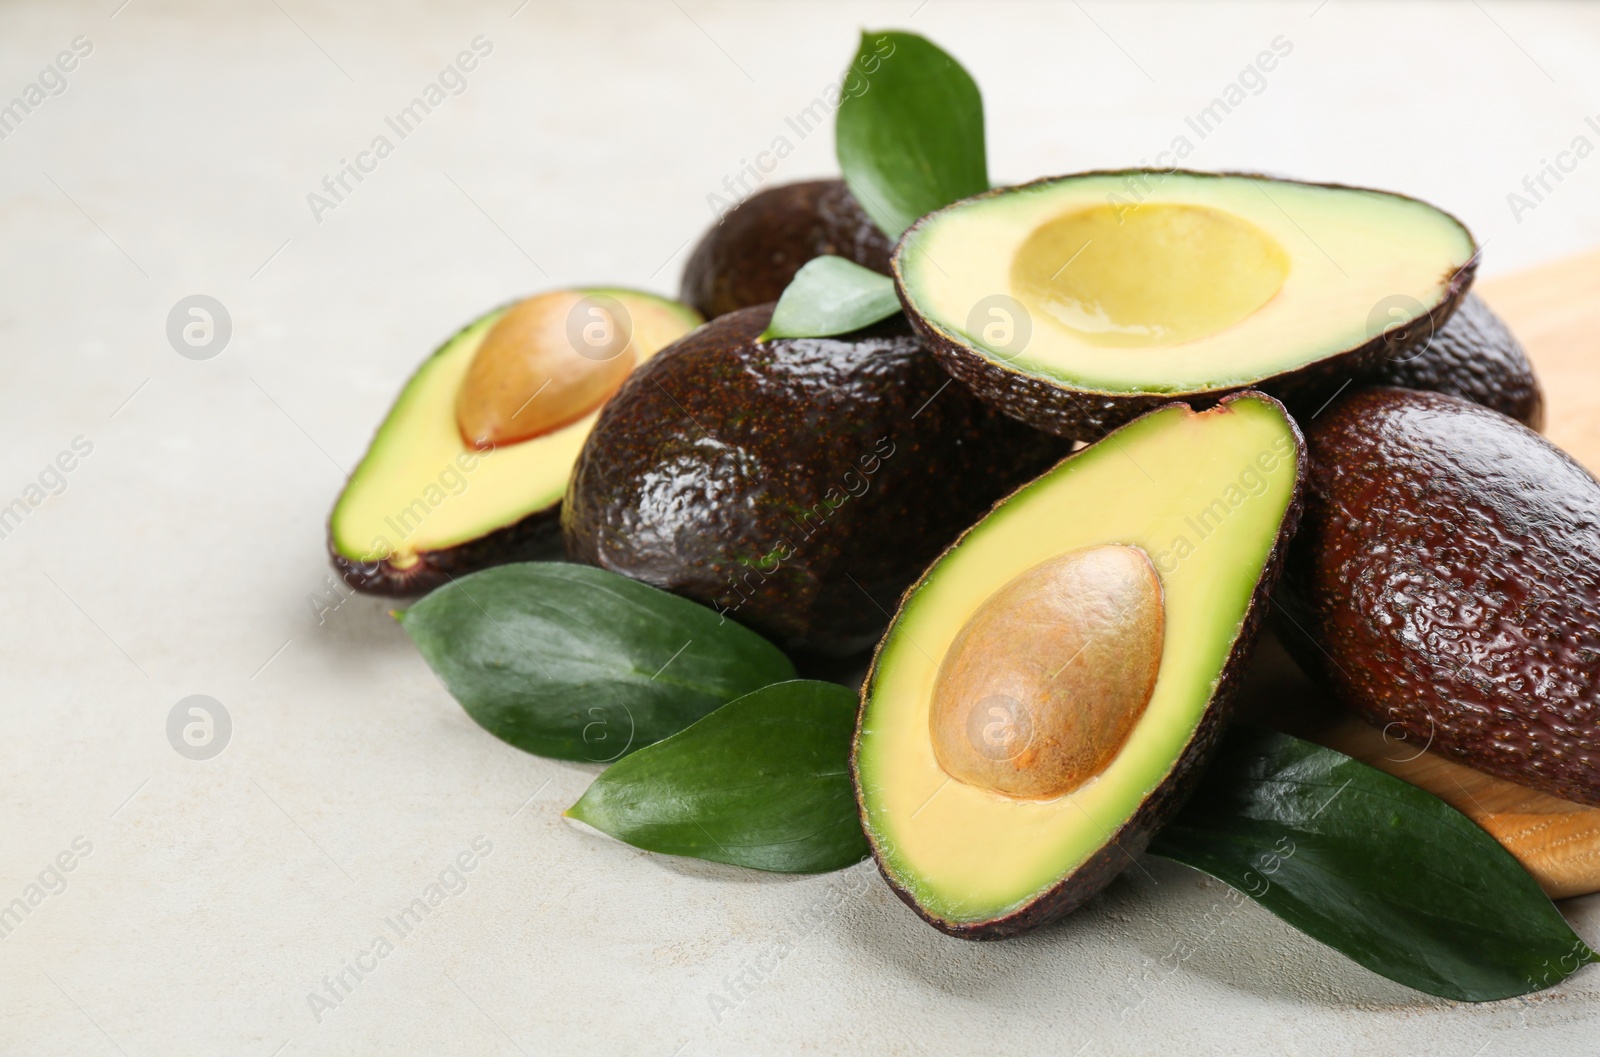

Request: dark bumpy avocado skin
left=1364, top=293, right=1544, bottom=430
left=329, top=511, right=561, bottom=596
left=680, top=180, right=893, bottom=320
left=858, top=393, right=1308, bottom=939
left=563, top=305, right=1069, bottom=656
left=895, top=171, right=1475, bottom=440
left=1278, top=387, right=1600, bottom=806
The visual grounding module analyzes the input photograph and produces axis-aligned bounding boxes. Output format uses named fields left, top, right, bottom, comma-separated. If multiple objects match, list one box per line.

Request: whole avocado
left=1278, top=386, right=1600, bottom=805
left=563, top=306, right=1069, bottom=655
left=1365, top=293, right=1544, bottom=430
left=679, top=180, right=892, bottom=320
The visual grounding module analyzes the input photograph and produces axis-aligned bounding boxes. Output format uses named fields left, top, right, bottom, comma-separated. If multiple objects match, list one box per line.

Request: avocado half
left=563, top=304, right=1068, bottom=656
left=854, top=392, right=1305, bottom=938
left=895, top=171, right=1477, bottom=439
left=680, top=179, right=892, bottom=319
left=329, top=289, right=701, bottom=595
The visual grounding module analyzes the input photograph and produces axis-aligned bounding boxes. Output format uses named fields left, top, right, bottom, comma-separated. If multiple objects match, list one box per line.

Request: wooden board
left=1314, top=717, right=1600, bottom=900
left=1239, top=629, right=1600, bottom=900
left=1239, top=251, right=1600, bottom=899
left=1480, top=248, right=1600, bottom=472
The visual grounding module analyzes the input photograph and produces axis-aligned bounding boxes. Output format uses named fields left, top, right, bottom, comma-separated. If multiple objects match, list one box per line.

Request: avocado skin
left=329, top=509, right=562, bottom=596
left=563, top=305, right=1069, bottom=655
left=1278, top=387, right=1600, bottom=806
left=895, top=171, right=1475, bottom=440
left=1364, top=293, right=1544, bottom=430
left=680, top=180, right=892, bottom=320
left=855, top=393, right=1308, bottom=939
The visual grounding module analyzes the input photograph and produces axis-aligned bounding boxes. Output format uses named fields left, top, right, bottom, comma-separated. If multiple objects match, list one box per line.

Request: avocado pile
left=329, top=29, right=1599, bottom=957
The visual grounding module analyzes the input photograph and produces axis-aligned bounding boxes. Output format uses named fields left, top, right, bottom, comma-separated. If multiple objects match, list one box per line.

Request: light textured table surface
left=3, top=1, right=1599, bottom=1054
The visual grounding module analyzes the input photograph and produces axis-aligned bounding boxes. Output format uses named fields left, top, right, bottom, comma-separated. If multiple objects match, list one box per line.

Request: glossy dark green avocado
left=1277, top=386, right=1600, bottom=806
left=679, top=180, right=892, bottom=320
left=1364, top=293, right=1544, bottom=430
left=562, top=305, right=1069, bottom=655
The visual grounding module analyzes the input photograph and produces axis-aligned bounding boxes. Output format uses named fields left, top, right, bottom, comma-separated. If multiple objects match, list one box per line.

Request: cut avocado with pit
left=329, top=288, right=701, bottom=595
left=895, top=170, right=1477, bottom=438
left=854, top=392, right=1305, bottom=938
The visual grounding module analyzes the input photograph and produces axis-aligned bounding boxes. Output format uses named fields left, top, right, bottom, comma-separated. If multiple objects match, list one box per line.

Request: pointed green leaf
left=1149, top=726, right=1597, bottom=1001
left=567, top=680, right=868, bottom=873
left=760, top=256, right=901, bottom=340
left=396, top=562, right=795, bottom=761
left=835, top=30, right=988, bottom=238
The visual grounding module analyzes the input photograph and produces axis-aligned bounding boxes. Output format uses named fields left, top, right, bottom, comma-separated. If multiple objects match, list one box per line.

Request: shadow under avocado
left=824, top=631, right=1440, bottom=1012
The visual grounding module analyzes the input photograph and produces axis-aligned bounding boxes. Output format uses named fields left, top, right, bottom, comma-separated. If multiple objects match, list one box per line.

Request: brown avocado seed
left=930, top=544, right=1165, bottom=800
left=455, top=290, right=637, bottom=450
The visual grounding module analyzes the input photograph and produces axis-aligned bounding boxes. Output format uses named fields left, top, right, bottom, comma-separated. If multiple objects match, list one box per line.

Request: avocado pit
left=455, top=290, right=636, bottom=451
left=929, top=544, right=1165, bottom=800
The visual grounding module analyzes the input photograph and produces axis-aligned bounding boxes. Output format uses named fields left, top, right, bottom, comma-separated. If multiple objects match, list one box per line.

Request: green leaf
left=835, top=30, right=988, bottom=238
left=1148, top=726, right=1597, bottom=1001
left=760, top=256, right=901, bottom=341
left=396, top=563, right=796, bottom=762
left=566, top=680, right=868, bottom=873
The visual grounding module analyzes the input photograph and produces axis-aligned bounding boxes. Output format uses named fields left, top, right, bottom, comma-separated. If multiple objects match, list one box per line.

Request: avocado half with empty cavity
left=329, top=289, right=702, bottom=595
left=854, top=392, right=1305, bottom=938
left=895, top=171, right=1477, bottom=438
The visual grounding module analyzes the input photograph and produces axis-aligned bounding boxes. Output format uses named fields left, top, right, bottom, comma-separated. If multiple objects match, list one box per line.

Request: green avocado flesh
left=855, top=394, right=1301, bottom=932
left=897, top=171, right=1475, bottom=394
left=329, top=289, right=700, bottom=569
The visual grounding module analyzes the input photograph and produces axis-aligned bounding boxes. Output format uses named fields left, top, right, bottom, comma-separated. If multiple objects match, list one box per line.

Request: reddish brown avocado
left=1277, top=387, right=1600, bottom=806
left=1364, top=292, right=1544, bottom=430
left=562, top=304, right=1069, bottom=656
left=679, top=179, right=892, bottom=320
